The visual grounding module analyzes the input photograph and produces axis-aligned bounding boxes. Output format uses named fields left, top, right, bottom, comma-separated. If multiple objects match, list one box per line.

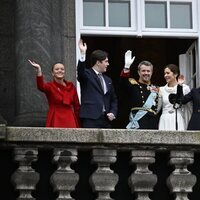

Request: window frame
left=142, top=0, right=197, bottom=33
left=76, top=0, right=199, bottom=37
left=78, top=0, right=137, bottom=35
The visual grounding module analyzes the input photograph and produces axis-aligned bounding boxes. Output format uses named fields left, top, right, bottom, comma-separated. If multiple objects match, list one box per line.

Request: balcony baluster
left=89, top=149, right=119, bottom=200
left=11, top=147, right=39, bottom=200
left=50, top=148, right=79, bottom=200
left=128, top=150, right=157, bottom=200
left=167, top=151, right=197, bottom=200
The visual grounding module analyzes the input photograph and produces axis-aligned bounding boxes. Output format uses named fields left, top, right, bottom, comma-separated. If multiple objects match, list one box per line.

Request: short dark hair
left=138, top=60, right=153, bottom=71
left=164, top=64, right=180, bottom=78
left=90, top=50, right=108, bottom=66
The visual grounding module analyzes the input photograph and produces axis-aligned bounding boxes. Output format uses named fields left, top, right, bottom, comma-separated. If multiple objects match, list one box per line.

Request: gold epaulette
left=128, top=78, right=138, bottom=85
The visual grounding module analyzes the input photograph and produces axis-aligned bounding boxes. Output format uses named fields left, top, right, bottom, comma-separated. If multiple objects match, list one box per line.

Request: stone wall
left=0, top=0, right=16, bottom=124
left=0, top=0, right=76, bottom=126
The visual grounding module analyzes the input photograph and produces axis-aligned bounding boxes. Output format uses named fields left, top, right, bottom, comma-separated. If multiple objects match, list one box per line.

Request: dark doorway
left=81, top=36, right=195, bottom=128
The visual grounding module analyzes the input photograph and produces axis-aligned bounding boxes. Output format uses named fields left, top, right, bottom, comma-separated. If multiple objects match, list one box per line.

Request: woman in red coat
left=28, top=60, right=80, bottom=128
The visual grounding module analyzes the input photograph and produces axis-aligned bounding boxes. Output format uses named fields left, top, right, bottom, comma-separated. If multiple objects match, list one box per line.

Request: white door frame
left=179, top=40, right=199, bottom=88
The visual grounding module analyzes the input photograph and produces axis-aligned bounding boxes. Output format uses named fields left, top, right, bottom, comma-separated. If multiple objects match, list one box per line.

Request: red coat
left=37, top=76, right=80, bottom=128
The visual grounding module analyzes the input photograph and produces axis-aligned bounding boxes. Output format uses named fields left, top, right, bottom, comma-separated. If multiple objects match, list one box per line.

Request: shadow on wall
left=0, top=114, right=7, bottom=125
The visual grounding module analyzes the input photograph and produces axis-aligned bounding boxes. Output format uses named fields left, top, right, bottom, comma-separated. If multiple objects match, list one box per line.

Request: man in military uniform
left=120, top=50, right=159, bottom=129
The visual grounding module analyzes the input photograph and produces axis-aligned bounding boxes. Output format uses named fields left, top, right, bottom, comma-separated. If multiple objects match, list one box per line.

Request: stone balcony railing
left=1, top=125, right=200, bottom=200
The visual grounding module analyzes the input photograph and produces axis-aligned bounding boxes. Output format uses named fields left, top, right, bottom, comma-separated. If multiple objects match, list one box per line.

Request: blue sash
left=126, top=92, right=157, bottom=129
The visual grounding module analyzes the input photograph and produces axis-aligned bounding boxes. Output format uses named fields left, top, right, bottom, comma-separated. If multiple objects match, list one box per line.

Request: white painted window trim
left=75, top=0, right=200, bottom=91
left=141, top=0, right=198, bottom=33
left=79, top=0, right=137, bottom=32
left=77, top=0, right=198, bottom=38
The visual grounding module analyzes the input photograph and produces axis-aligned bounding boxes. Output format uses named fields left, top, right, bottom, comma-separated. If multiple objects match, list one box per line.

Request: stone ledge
left=0, top=124, right=6, bottom=139
left=5, top=127, right=200, bottom=146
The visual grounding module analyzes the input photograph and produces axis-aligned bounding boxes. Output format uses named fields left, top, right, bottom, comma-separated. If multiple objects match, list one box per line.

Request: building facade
left=1, top=1, right=200, bottom=200
left=0, top=0, right=199, bottom=127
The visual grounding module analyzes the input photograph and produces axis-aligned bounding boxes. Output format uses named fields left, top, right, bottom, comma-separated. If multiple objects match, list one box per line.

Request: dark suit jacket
left=77, top=60, right=118, bottom=119
left=182, top=87, right=200, bottom=130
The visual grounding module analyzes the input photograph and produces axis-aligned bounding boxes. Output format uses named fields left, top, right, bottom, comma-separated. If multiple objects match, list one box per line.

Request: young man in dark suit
left=77, top=39, right=118, bottom=128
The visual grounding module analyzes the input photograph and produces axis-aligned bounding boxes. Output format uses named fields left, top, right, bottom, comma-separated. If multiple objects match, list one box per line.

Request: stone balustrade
left=1, top=127, right=200, bottom=200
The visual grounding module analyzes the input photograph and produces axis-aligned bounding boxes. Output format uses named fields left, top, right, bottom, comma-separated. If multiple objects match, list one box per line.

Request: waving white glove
left=124, top=50, right=135, bottom=69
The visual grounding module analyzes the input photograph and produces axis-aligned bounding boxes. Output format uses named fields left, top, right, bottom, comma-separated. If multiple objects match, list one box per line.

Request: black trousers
left=81, top=114, right=112, bottom=128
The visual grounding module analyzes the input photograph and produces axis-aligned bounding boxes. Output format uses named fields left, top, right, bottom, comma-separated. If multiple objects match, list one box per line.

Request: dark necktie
left=98, top=73, right=106, bottom=112
left=98, top=73, right=106, bottom=94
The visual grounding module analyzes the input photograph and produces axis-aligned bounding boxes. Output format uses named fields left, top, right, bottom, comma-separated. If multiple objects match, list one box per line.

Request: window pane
left=83, top=0, right=105, bottom=26
left=170, top=3, right=192, bottom=29
left=109, top=0, right=130, bottom=27
left=145, top=2, right=167, bottom=28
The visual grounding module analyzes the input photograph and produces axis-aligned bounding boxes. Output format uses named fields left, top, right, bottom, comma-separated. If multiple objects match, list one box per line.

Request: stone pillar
left=0, top=1, right=16, bottom=124
left=167, top=151, right=196, bottom=200
left=62, top=0, right=77, bottom=82
left=11, top=147, right=40, bottom=200
left=50, top=148, right=79, bottom=200
left=14, top=0, right=76, bottom=126
left=128, top=150, right=157, bottom=200
left=0, top=114, right=6, bottom=139
left=89, top=149, right=119, bottom=200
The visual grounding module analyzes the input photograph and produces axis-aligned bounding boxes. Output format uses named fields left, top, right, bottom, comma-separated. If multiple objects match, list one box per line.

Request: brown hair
left=51, top=62, right=64, bottom=72
left=164, top=64, right=180, bottom=79
left=90, top=50, right=108, bottom=66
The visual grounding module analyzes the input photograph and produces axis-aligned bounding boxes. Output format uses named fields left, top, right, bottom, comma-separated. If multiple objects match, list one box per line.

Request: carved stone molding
left=11, top=147, right=39, bottom=200
left=89, top=149, right=119, bottom=200
left=167, top=150, right=196, bottom=200
left=128, top=150, right=157, bottom=200
left=50, top=148, right=79, bottom=200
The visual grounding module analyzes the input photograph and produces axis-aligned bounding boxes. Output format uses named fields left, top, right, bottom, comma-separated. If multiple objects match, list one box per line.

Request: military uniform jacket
left=120, top=70, right=159, bottom=129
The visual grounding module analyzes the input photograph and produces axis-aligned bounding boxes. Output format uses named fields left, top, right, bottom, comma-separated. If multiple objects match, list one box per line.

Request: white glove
left=124, top=50, right=135, bottom=69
